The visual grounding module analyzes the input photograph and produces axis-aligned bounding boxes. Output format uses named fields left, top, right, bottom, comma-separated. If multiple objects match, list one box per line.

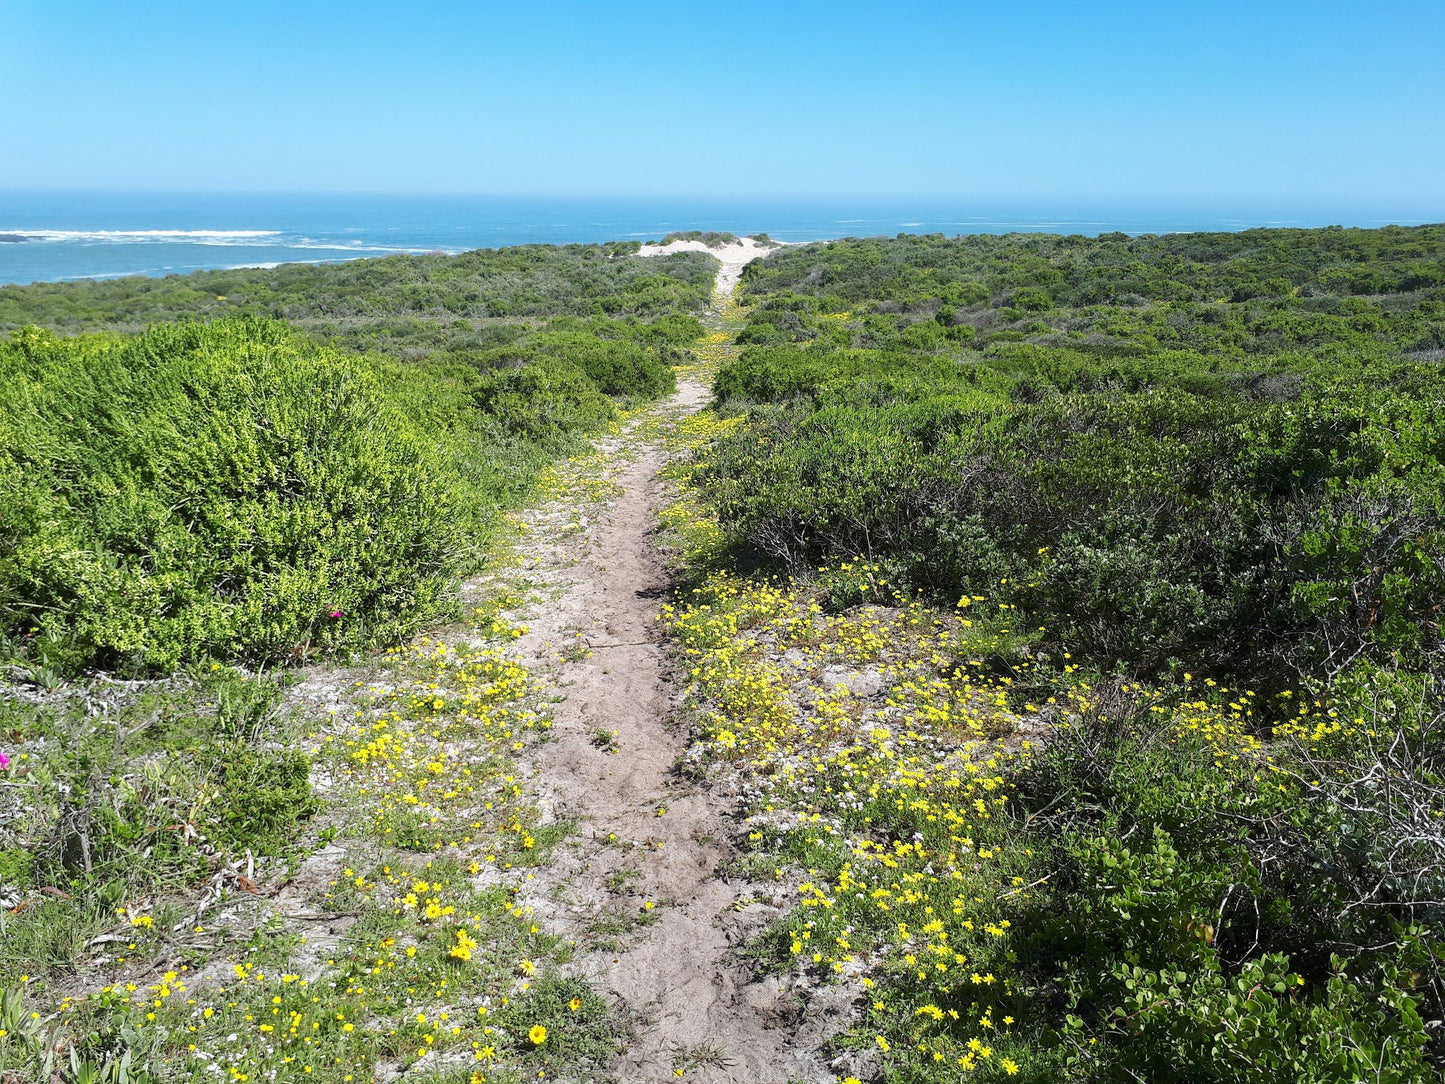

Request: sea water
left=0, top=191, right=1437, bottom=287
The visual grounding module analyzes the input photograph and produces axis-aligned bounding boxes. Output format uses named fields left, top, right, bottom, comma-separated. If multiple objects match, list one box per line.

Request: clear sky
left=1, top=0, right=1442, bottom=207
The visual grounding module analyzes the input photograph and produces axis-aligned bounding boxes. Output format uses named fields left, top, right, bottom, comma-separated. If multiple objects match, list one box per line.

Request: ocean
left=1, top=191, right=1438, bottom=287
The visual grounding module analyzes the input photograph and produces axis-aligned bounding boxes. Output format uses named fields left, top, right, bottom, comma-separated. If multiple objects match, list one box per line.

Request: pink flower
left=0, top=752, right=10, bottom=770
left=327, top=610, right=343, bottom=619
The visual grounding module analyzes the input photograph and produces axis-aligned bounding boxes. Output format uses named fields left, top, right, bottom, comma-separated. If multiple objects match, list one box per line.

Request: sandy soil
left=276, top=238, right=833, bottom=1083
left=497, top=244, right=841, bottom=1083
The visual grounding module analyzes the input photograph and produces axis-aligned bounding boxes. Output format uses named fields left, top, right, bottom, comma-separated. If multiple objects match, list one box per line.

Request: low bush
left=201, top=745, right=318, bottom=855
left=1007, top=680, right=1443, bottom=1082
left=0, top=242, right=707, bottom=677
left=674, top=223, right=1445, bottom=1080
left=469, top=355, right=616, bottom=449
left=0, top=244, right=717, bottom=348
left=532, top=332, right=677, bottom=398
left=0, top=319, right=479, bottom=672
left=703, top=249, right=1445, bottom=691
left=654, top=230, right=737, bottom=247
left=0, top=666, right=319, bottom=997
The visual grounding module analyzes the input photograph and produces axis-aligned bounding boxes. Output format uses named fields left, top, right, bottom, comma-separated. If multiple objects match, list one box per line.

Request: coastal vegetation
left=650, top=231, right=739, bottom=248
left=0, top=224, right=1442, bottom=1082
left=709, top=225, right=1445, bottom=688
left=662, top=224, right=1445, bottom=1080
left=0, top=242, right=714, bottom=360
left=0, top=247, right=708, bottom=674
left=0, top=245, right=709, bottom=1082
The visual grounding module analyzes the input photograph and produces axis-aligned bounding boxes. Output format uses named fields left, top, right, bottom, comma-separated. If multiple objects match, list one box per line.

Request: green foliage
left=0, top=254, right=700, bottom=674
left=741, top=225, right=1445, bottom=312
left=0, top=319, right=476, bottom=672
left=686, top=223, right=1445, bottom=1078
left=0, top=667, right=318, bottom=991
left=0, top=985, right=161, bottom=1083
left=531, top=332, right=678, bottom=398
left=200, top=745, right=317, bottom=855
left=470, top=355, right=617, bottom=450
left=653, top=230, right=738, bottom=247
left=704, top=225, right=1445, bottom=690
left=0, top=247, right=707, bottom=674
left=492, top=975, right=624, bottom=1069
left=0, top=244, right=716, bottom=357
left=0, top=239, right=711, bottom=1082
left=1007, top=685, right=1442, bottom=1082
left=0, top=847, right=33, bottom=888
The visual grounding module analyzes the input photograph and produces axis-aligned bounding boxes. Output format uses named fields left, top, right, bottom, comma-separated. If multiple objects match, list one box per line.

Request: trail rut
left=501, top=243, right=836, bottom=1083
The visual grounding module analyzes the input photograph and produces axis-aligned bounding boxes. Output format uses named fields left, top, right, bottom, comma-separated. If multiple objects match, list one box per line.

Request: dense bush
left=0, top=317, right=586, bottom=670
left=0, top=243, right=716, bottom=361
left=468, top=355, right=616, bottom=449
left=0, top=319, right=500, bottom=672
left=742, top=225, right=1445, bottom=309
left=706, top=370, right=1444, bottom=687
left=0, top=239, right=711, bottom=674
left=531, top=332, right=678, bottom=398
left=1006, top=679, right=1443, bottom=1081
left=202, top=745, right=318, bottom=854
left=685, top=224, right=1445, bottom=1077
left=704, top=226, right=1445, bottom=691
left=664, top=224, right=1445, bottom=1080
left=652, top=230, right=738, bottom=247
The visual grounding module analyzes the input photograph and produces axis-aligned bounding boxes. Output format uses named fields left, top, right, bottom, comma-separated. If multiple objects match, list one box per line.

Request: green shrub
left=655, top=230, right=737, bottom=247
left=0, top=847, right=34, bottom=888
left=532, top=332, right=677, bottom=398
left=470, top=356, right=615, bottom=449
left=0, top=319, right=476, bottom=672
left=1007, top=687, right=1442, bottom=1082
left=201, top=745, right=317, bottom=855
left=0, top=244, right=716, bottom=344
left=703, top=342, right=1445, bottom=688
left=688, top=224, right=1445, bottom=1080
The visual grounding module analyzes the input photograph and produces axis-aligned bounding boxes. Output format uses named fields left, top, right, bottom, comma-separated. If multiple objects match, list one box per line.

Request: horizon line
left=1, top=188, right=1443, bottom=211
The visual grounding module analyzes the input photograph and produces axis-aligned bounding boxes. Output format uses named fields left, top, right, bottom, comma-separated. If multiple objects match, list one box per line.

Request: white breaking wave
left=0, top=230, right=460, bottom=254
left=1, top=229, right=283, bottom=243
left=286, top=239, right=431, bottom=253
left=222, top=258, right=338, bottom=271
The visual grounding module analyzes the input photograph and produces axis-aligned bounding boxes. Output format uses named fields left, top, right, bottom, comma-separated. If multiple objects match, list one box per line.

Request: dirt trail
left=637, top=235, right=778, bottom=297
left=503, top=245, right=835, bottom=1084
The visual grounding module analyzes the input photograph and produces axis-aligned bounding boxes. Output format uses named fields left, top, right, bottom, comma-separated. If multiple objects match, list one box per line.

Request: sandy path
left=503, top=245, right=835, bottom=1083
left=637, top=236, right=778, bottom=299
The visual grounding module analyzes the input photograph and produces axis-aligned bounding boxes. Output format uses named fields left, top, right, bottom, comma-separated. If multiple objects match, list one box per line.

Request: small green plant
left=603, top=868, right=640, bottom=894
left=670, top=1039, right=733, bottom=1074
left=200, top=745, right=317, bottom=856
left=492, top=975, right=625, bottom=1071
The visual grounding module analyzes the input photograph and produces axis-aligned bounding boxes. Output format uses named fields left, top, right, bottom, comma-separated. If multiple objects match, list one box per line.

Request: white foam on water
left=2, top=229, right=282, bottom=243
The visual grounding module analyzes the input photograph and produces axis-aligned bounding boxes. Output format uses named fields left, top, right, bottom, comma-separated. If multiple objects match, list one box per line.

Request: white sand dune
left=635, top=235, right=780, bottom=298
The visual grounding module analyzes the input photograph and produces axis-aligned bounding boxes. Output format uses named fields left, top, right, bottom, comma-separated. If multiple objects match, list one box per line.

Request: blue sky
left=1, top=0, right=1442, bottom=207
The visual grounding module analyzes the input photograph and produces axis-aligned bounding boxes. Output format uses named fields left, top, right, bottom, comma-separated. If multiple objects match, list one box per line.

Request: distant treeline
left=650, top=230, right=738, bottom=248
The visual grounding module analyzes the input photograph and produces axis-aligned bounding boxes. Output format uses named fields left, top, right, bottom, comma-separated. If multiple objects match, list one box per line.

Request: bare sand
left=501, top=246, right=845, bottom=1083
left=636, top=236, right=779, bottom=300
